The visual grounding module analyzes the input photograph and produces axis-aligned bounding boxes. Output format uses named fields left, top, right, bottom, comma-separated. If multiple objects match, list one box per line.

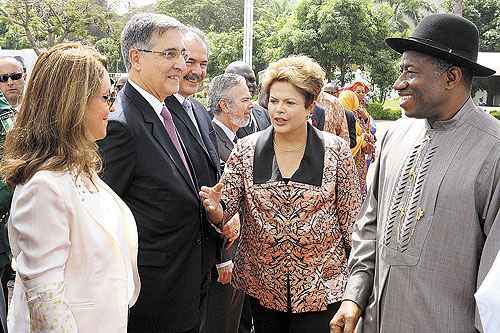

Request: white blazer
left=7, top=170, right=140, bottom=333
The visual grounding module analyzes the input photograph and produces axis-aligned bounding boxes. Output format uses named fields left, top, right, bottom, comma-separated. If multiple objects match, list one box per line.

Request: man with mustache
left=331, top=14, right=500, bottom=333
left=165, top=27, right=235, bottom=333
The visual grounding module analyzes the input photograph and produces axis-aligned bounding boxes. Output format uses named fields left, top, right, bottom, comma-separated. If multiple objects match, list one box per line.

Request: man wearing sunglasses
left=0, top=57, right=26, bottom=110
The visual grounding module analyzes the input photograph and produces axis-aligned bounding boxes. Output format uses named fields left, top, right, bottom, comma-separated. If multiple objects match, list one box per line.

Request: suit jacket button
left=196, top=239, right=202, bottom=245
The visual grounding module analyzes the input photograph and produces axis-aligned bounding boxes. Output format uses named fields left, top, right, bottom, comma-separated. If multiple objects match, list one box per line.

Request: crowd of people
left=0, top=10, right=497, bottom=333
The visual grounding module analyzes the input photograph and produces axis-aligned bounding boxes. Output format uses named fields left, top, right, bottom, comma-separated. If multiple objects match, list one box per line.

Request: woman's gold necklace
left=273, top=138, right=306, bottom=152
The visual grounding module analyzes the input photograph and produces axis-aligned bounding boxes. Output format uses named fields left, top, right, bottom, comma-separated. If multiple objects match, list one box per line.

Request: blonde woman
left=200, top=56, right=361, bottom=332
left=1, top=43, right=140, bottom=333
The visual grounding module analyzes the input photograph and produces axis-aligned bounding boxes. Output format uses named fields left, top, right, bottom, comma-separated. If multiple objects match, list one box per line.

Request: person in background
left=338, top=90, right=373, bottom=198
left=0, top=91, right=14, bottom=333
left=0, top=57, right=26, bottom=110
left=114, top=74, right=128, bottom=93
left=225, top=61, right=271, bottom=139
left=2, top=42, right=139, bottom=333
left=164, top=26, right=228, bottom=333
left=323, top=82, right=341, bottom=98
left=206, top=72, right=253, bottom=333
left=225, top=60, right=270, bottom=333
left=324, top=86, right=356, bottom=149
left=201, top=55, right=361, bottom=333
left=349, top=81, right=376, bottom=163
left=316, top=90, right=350, bottom=144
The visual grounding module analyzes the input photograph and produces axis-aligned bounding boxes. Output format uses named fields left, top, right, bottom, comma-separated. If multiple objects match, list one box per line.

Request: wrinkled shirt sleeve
left=10, top=177, right=77, bottom=332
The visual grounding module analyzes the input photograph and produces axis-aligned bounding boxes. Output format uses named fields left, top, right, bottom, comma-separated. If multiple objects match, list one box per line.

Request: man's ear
left=307, top=101, right=316, bottom=114
left=445, top=66, right=463, bottom=90
left=129, top=49, right=142, bottom=71
left=219, top=99, right=229, bottom=113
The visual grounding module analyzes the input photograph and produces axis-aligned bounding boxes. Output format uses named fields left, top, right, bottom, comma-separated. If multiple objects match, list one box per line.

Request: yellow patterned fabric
left=338, top=90, right=359, bottom=113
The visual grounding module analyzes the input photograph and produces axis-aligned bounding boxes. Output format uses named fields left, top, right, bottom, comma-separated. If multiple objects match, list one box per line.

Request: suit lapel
left=75, top=175, right=121, bottom=246
left=213, top=122, right=234, bottom=156
left=191, top=101, right=221, bottom=173
left=166, top=96, right=207, bottom=153
left=124, top=85, right=196, bottom=194
left=167, top=96, right=220, bottom=175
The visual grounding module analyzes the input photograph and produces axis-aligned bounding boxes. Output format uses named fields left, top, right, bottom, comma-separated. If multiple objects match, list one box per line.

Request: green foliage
left=207, top=30, right=243, bottom=77
left=95, top=37, right=124, bottom=73
left=378, top=0, right=436, bottom=34
left=0, top=0, right=114, bottom=54
left=443, top=0, right=500, bottom=51
left=367, top=102, right=401, bottom=120
left=156, top=0, right=243, bottom=33
left=491, top=111, right=500, bottom=120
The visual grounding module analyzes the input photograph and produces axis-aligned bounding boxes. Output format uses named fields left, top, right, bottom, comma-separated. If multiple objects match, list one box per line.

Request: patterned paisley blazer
left=221, top=124, right=361, bottom=313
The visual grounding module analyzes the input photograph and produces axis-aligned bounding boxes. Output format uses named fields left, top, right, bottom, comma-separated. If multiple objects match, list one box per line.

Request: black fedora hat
left=385, top=14, right=495, bottom=77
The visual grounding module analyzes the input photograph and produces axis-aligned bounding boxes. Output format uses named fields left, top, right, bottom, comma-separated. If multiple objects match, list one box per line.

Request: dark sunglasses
left=0, top=73, right=23, bottom=83
left=102, top=94, right=116, bottom=109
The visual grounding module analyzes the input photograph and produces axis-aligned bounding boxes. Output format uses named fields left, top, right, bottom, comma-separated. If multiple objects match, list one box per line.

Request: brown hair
left=1, top=42, right=107, bottom=187
left=261, top=55, right=326, bottom=108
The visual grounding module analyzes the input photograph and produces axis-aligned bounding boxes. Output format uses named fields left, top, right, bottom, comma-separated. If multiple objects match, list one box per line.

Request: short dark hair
left=431, top=56, right=473, bottom=88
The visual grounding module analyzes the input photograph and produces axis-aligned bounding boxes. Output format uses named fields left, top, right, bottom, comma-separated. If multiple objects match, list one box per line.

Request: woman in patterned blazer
left=200, top=55, right=361, bottom=333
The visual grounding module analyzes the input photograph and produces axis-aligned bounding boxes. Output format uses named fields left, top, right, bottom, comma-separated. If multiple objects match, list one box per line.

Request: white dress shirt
left=128, top=79, right=165, bottom=125
left=213, top=118, right=237, bottom=143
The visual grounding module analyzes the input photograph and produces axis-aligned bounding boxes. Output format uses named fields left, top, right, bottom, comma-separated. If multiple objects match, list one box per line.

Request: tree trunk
left=453, top=0, right=464, bottom=16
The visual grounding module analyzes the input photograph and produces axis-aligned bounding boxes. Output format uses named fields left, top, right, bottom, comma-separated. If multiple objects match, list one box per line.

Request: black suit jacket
left=98, top=83, right=206, bottom=332
left=311, top=104, right=326, bottom=131
left=165, top=95, right=222, bottom=271
left=345, top=110, right=357, bottom=149
left=212, top=121, right=240, bottom=263
left=236, top=104, right=271, bottom=138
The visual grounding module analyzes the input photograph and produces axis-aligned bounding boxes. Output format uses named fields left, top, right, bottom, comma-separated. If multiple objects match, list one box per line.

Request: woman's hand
left=199, top=182, right=224, bottom=225
left=223, top=214, right=240, bottom=248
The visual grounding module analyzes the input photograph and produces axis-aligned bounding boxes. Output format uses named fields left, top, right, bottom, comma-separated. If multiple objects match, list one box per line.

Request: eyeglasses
left=102, top=94, right=115, bottom=109
left=137, top=48, right=190, bottom=62
left=0, top=73, right=23, bottom=83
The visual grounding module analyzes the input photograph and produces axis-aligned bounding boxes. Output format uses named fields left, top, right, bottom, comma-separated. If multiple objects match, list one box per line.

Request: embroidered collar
left=253, top=123, right=324, bottom=186
left=426, top=97, right=473, bottom=131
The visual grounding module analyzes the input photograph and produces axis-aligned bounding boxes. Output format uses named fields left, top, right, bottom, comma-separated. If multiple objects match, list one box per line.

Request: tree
left=156, top=0, right=245, bottom=33
left=0, top=0, right=113, bottom=55
left=365, top=3, right=401, bottom=103
left=377, top=0, right=436, bottom=34
left=207, top=29, right=244, bottom=77
left=269, top=0, right=393, bottom=85
left=444, top=0, right=500, bottom=51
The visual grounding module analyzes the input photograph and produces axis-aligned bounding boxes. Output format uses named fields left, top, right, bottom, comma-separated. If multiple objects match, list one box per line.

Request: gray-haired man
left=205, top=73, right=253, bottom=333
left=98, top=13, right=211, bottom=333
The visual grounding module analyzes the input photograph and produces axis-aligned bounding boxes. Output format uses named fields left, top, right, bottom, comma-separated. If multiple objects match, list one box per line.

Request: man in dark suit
left=225, top=61, right=271, bottom=139
left=204, top=73, right=254, bottom=333
left=163, top=27, right=230, bottom=333
left=98, top=14, right=211, bottom=333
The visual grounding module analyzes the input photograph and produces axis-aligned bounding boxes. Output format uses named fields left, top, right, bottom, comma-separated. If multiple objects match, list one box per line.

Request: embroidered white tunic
left=344, top=99, right=500, bottom=333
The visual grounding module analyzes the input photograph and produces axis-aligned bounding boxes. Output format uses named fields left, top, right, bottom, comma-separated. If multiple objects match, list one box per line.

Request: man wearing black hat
left=331, top=14, right=500, bottom=333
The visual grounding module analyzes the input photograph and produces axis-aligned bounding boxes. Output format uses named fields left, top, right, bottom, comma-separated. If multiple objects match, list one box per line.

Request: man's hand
left=200, top=182, right=224, bottom=224
left=330, top=300, right=362, bottom=333
left=222, top=214, right=240, bottom=248
left=217, top=262, right=234, bottom=285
